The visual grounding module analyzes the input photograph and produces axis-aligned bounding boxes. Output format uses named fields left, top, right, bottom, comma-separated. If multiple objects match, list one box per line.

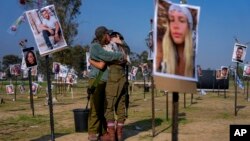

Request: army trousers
left=88, top=79, right=107, bottom=135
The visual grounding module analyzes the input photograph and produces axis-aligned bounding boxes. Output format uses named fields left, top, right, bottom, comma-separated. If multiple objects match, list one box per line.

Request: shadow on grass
left=30, top=133, right=68, bottom=141
left=123, top=118, right=164, bottom=140
left=7, top=108, right=26, bottom=112
left=191, top=101, right=198, bottom=104
left=195, top=97, right=203, bottom=100
left=236, top=105, right=246, bottom=114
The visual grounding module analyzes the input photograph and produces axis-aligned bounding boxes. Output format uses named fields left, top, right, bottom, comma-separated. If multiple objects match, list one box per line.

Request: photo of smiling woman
left=155, top=0, right=200, bottom=81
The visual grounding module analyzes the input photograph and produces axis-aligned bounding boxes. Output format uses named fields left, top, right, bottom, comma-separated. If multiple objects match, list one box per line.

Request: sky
left=1, top=0, right=250, bottom=70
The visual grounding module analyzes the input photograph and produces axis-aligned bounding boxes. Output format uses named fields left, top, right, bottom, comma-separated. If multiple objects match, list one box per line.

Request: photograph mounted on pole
left=22, top=47, right=38, bottom=68
left=153, top=0, right=200, bottom=93
left=25, top=4, right=68, bottom=57
left=232, top=43, right=247, bottom=64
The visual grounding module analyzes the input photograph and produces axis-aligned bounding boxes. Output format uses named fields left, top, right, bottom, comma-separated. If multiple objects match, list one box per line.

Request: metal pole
left=172, top=92, right=179, bottom=141
left=45, top=55, right=55, bottom=140
left=28, top=68, right=35, bottom=117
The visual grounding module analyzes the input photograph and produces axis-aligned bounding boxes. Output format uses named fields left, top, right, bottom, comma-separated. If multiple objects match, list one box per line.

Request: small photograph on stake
left=243, top=64, right=250, bottom=77
left=216, top=69, right=222, bottom=80
left=232, top=43, right=247, bottom=63
left=25, top=5, right=67, bottom=57
left=220, top=66, right=229, bottom=79
left=22, top=47, right=37, bottom=68
left=31, top=66, right=37, bottom=76
left=19, top=85, right=25, bottom=94
left=147, top=30, right=154, bottom=60
left=154, top=0, right=200, bottom=82
left=197, top=65, right=202, bottom=76
left=10, top=64, right=21, bottom=76
left=52, top=62, right=61, bottom=74
left=31, top=82, right=38, bottom=95
left=6, top=85, right=14, bottom=94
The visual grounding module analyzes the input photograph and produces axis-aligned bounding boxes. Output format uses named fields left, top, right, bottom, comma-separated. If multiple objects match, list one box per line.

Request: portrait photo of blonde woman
left=154, top=0, right=200, bottom=81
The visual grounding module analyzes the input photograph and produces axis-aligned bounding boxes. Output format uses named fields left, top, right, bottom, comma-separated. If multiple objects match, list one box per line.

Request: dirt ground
left=1, top=81, right=250, bottom=141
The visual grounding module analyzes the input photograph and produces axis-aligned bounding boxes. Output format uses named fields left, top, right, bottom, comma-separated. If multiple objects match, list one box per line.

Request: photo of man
left=220, top=66, right=229, bottom=79
left=232, top=43, right=247, bottom=63
left=25, top=5, right=67, bottom=57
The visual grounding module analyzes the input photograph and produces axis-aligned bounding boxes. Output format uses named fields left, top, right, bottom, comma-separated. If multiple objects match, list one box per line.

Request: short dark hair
left=110, top=32, right=124, bottom=40
left=95, top=26, right=112, bottom=41
left=222, top=67, right=227, bottom=70
left=237, top=46, right=243, bottom=51
left=40, top=8, right=48, bottom=14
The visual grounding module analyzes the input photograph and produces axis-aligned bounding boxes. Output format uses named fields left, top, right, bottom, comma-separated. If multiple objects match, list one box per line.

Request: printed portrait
left=147, top=30, right=154, bottom=60
left=52, top=62, right=61, bottom=74
left=38, top=74, right=44, bottom=82
left=31, top=82, right=39, bottom=95
left=23, top=69, right=28, bottom=78
left=19, top=85, right=25, bottom=94
left=216, top=69, right=222, bottom=80
left=6, top=85, right=14, bottom=94
left=66, top=73, right=74, bottom=84
left=58, top=64, right=69, bottom=78
left=31, top=66, right=38, bottom=76
left=232, top=43, right=247, bottom=63
left=10, top=64, right=21, bottom=76
left=220, top=66, right=229, bottom=79
left=243, top=64, right=250, bottom=77
left=22, top=47, right=38, bottom=68
left=25, top=5, right=68, bottom=57
left=154, top=0, right=200, bottom=81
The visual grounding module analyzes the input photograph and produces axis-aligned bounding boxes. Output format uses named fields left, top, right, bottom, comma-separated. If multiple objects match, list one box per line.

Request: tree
left=2, top=55, right=22, bottom=77
left=70, top=45, right=86, bottom=76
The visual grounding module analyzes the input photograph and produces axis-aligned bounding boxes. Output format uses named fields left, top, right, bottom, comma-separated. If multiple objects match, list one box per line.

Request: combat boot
left=116, top=121, right=124, bottom=141
left=100, top=121, right=116, bottom=141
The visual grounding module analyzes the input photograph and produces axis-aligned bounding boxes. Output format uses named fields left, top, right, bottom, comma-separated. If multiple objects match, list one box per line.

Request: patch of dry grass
left=0, top=79, right=250, bottom=141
